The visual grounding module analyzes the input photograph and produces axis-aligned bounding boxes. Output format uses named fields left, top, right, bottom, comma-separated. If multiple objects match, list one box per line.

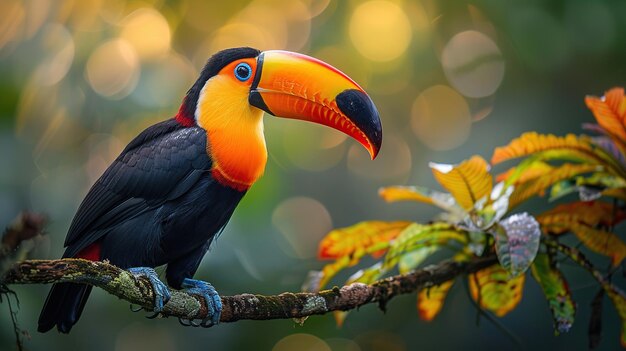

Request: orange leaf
left=585, top=88, right=626, bottom=141
left=418, top=280, right=454, bottom=321
left=537, top=201, right=626, bottom=229
left=318, top=221, right=412, bottom=260
left=491, top=132, right=597, bottom=165
left=507, top=164, right=598, bottom=209
left=539, top=202, right=626, bottom=265
left=430, top=156, right=492, bottom=210
left=560, top=223, right=625, bottom=266
left=469, top=264, right=525, bottom=317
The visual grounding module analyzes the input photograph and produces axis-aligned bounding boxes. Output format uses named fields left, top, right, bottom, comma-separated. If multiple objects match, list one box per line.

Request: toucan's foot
left=179, top=278, right=222, bottom=327
left=128, top=267, right=171, bottom=313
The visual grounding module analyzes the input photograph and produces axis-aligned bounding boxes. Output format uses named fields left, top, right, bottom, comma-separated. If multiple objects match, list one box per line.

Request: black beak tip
left=336, top=89, right=383, bottom=158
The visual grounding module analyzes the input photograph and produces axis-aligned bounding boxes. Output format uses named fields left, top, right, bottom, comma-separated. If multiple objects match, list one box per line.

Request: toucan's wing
left=64, top=119, right=211, bottom=251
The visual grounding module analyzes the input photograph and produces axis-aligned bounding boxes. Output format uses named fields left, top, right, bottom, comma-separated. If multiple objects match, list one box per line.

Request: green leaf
left=531, top=252, right=576, bottom=334
left=383, top=223, right=467, bottom=270
left=398, top=247, right=439, bottom=274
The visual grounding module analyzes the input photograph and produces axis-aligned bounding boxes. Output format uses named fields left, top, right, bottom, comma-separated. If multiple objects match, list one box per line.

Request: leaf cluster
left=306, top=88, right=626, bottom=347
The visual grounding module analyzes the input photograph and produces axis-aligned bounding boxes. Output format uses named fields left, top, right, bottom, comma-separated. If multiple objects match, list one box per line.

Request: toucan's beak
left=249, top=50, right=382, bottom=159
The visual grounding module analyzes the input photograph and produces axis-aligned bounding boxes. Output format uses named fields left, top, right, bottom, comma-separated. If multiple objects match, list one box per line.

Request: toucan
left=38, top=47, right=382, bottom=333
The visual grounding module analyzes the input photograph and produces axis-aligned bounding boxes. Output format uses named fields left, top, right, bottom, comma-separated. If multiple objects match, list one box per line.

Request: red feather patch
left=76, top=242, right=101, bottom=261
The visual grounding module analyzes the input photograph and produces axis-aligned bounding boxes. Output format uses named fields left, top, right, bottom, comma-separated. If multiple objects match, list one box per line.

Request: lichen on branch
left=1, top=256, right=497, bottom=323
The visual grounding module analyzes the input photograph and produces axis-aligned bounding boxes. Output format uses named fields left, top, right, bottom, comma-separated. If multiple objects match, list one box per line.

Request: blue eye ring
left=234, top=62, right=252, bottom=81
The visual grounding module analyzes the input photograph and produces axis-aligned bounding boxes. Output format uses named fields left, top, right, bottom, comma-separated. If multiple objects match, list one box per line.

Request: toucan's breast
left=195, top=74, right=267, bottom=191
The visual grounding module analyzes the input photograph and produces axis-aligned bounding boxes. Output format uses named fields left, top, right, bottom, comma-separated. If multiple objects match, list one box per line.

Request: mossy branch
left=2, top=255, right=497, bottom=323
left=0, top=212, right=498, bottom=324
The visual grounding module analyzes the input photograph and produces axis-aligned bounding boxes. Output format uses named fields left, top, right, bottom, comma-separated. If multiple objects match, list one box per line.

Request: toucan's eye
left=234, top=62, right=252, bottom=81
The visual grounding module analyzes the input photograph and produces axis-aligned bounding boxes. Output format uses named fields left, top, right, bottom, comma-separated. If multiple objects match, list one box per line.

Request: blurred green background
left=1, top=0, right=625, bottom=350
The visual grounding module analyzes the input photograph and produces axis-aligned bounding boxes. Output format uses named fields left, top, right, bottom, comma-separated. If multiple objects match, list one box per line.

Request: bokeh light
left=349, top=1, right=412, bottom=62
left=302, top=0, right=332, bottom=18
left=441, top=30, right=504, bottom=98
left=354, top=331, right=406, bottom=351
left=114, top=323, right=177, bottom=351
left=325, top=338, right=362, bottom=351
left=85, top=39, right=139, bottom=98
left=280, top=122, right=347, bottom=172
left=83, top=133, right=125, bottom=185
left=347, top=135, right=412, bottom=181
left=271, top=197, right=332, bottom=259
left=131, top=53, right=196, bottom=108
left=411, top=85, right=471, bottom=150
left=32, top=24, right=75, bottom=86
left=0, top=0, right=25, bottom=50
left=119, top=8, right=171, bottom=60
left=273, top=333, right=331, bottom=351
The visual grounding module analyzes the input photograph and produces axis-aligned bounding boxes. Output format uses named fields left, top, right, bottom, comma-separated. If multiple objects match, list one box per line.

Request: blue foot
left=180, top=278, right=222, bottom=327
left=128, top=267, right=171, bottom=313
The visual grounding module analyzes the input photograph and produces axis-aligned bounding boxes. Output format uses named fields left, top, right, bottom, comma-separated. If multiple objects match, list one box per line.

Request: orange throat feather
left=196, top=75, right=267, bottom=191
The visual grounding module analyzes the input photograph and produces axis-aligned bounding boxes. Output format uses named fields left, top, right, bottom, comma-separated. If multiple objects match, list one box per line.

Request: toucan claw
left=180, top=278, right=222, bottom=328
left=128, top=267, right=171, bottom=313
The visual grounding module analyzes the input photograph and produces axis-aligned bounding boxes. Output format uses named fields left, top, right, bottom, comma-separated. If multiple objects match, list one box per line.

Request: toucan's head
left=176, top=47, right=382, bottom=191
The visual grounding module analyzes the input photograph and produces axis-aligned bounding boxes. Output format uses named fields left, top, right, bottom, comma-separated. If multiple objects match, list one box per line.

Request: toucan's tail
left=38, top=283, right=92, bottom=333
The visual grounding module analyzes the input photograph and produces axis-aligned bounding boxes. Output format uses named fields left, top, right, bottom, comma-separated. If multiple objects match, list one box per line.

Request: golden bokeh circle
left=411, top=85, right=471, bottom=150
left=349, top=1, right=412, bottom=62
left=85, top=39, right=139, bottom=99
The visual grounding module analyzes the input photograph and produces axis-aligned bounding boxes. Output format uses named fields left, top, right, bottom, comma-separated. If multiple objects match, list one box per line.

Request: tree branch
left=2, top=256, right=497, bottom=323
left=0, top=212, right=498, bottom=324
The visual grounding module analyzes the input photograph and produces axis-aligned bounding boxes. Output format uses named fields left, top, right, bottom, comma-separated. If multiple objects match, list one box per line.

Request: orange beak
left=249, top=50, right=382, bottom=159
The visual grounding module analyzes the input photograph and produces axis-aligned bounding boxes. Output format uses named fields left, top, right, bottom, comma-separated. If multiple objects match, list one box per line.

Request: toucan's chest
left=206, top=125, right=267, bottom=191
left=193, top=71, right=268, bottom=191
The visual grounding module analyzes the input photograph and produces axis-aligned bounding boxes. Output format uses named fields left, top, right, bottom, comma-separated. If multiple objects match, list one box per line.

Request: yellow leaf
left=469, top=264, right=525, bottom=317
left=585, top=88, right=626, bottom=141
left=603, top=188, right=626, bottom=202
left=491, top=132, right=599, bottom=165
left=379, top=186, right=462, bottom=214
left=418, top=280, right=454, bottom=321
left=379, top=186, right=437, bottom=204
left=507, top=164, right=599, bottom=209
left=318, top=221, right=411, bottom=260
left=430, top=156, right=493, bottom=210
